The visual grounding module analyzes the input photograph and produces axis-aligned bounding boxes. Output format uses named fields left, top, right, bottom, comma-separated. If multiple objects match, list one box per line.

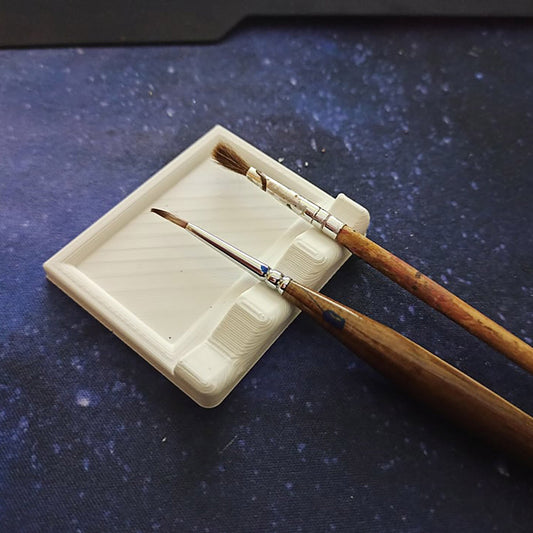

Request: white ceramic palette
left=44, top=126, right=370, bottom=407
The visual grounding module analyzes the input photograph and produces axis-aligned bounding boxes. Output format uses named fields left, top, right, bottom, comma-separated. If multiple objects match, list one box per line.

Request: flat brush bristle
left=151, top=208, right=188, bottom=228
left=212, top=142, right=250, bottom=176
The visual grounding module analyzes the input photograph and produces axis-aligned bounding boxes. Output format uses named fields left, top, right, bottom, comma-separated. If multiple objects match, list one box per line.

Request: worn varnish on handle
left=212, top=142, right=533, bottom=375
left=152, top=206, right=533, bottom=465
left=336, top=226, right=533, bottom=375
left=283, top=279, right=533, bottom=465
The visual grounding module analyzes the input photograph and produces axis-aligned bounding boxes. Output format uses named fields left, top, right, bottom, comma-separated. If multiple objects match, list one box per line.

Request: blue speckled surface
left=1, top=19, right=533, bottom=532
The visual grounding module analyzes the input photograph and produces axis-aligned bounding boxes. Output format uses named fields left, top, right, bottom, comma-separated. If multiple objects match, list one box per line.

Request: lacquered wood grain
left=283, top=279, right=533, bottom=464
left=336, top=225, right=533, bottom=375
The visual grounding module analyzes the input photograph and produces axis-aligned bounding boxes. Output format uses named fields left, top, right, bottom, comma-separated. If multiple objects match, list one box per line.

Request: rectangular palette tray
left=44, top=126, right=370, bottom=407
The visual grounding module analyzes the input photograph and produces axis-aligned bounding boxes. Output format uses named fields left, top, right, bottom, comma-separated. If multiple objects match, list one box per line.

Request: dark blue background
left=1, top=19, right=533, bottom=532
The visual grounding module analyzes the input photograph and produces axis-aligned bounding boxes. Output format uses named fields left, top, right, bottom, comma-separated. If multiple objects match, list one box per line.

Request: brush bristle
left=151, top=208, right=188, bottom=229
left=212, top=142, right=251, bottom=176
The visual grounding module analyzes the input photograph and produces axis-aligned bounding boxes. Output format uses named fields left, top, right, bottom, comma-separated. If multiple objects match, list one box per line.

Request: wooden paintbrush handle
left=337, top=226, right=533, bottom=374
left=283, top=280, right=533, bottom=463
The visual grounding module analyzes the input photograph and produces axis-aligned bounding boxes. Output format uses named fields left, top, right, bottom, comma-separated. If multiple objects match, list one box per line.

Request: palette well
left=44, top=125, right=370, bottom=407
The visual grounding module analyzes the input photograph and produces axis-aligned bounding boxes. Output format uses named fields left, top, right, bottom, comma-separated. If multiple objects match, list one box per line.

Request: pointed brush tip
left=151, top=208, right=188, bottom=228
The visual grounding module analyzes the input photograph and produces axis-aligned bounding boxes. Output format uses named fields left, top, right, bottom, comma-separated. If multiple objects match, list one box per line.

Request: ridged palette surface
left=44, top=126, right=370, bottom=406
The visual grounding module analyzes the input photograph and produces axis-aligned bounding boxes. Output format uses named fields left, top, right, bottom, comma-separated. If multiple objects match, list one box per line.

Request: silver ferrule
left=246, top=167, right=345, bottom=239
left=186, top=223, right=291, bottom=294
left=263, top=268, right=292, bottom=294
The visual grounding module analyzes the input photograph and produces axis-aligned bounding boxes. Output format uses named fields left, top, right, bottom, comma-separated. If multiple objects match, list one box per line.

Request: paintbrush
left=212, top=143, right=533, bottom=375
left=152, top=207, right=533, bottom=463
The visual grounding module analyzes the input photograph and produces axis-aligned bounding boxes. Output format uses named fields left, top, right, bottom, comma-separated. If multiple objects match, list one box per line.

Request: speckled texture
left=1, top=19, right=533, bottom=533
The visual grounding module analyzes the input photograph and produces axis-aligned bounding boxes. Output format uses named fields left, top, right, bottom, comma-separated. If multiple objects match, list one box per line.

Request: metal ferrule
left=263, top=268, right=292, bottom=295
left=246, top=167, right=345, bottom=239
left=186, top=223, right=291, bottom=294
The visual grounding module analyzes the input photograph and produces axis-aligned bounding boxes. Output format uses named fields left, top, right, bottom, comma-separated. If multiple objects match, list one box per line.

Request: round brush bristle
left=151, top=208, right=188, bottom=228
left=212, top=143, right=251, bottom=176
